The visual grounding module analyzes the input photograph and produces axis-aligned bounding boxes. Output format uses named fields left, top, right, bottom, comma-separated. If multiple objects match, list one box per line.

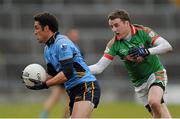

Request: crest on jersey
left=60, top=44, right=68, bottom=51
left=119, top=49, right=127, bottom=54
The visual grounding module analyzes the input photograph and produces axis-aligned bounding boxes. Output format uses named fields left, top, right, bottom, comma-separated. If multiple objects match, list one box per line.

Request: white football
left=22, top=63, right=46, bottom=86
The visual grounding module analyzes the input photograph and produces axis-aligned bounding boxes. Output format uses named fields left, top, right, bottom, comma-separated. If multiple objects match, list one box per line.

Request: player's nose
left=34, top=31, right=37, bottom=35
left=112, top=27, right=117, bottom=33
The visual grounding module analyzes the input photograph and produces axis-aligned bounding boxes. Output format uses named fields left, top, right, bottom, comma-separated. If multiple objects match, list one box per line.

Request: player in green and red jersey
left=89, top=9, right=172, bottom=118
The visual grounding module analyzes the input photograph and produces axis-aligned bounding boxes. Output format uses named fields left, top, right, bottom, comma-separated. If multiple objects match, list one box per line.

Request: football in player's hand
left=22, top=64, right=46, bottom=86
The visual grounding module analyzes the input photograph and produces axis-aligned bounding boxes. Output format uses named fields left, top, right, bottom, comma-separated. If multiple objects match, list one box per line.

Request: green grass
left=0, top=101, right=180, bottom=118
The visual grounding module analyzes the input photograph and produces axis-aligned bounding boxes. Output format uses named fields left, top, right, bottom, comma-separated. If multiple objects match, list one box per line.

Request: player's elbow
left=166, top=43, right=173, bottom=53
left=169, top=45, right=173, bottom=52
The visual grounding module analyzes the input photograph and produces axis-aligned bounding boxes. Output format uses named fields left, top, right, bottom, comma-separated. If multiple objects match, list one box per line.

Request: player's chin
left=38, top=39, right=43, bottom=43
left=39, top=41, right=43, bottom=43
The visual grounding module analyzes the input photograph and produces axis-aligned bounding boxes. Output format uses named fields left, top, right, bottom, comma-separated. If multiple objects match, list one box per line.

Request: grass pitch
left=0, top=101, right=179, bottom=118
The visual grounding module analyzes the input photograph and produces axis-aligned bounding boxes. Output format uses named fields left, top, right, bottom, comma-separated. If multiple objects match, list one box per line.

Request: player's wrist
left=144, top=48, right=150, bottom=56
left=43, top=81, right=49, bottom=89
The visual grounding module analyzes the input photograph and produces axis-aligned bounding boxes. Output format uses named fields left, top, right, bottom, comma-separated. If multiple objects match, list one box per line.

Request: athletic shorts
left=135, top=69, right=168, bottom=105
left=67, top=80, right=101, bottom=115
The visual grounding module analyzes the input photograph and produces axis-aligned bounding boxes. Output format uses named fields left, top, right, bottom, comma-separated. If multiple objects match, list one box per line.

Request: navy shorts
left=67, top=80, right=101, bottom=115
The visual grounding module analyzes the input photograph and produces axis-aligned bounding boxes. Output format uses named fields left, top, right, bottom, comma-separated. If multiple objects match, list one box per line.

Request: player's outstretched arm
left=89, top=38, right=115, bottom=74
left=89, top=56, right=112, bottom=74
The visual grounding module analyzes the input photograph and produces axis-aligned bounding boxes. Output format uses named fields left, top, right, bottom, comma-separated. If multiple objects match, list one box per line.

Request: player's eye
left=109, top=25, right=113, bottom=28
left=114, top=23, right=119, bottom=28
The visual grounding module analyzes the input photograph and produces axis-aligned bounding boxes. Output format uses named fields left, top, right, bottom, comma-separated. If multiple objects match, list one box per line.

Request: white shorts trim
left=134, top=69, right=167, bottom=105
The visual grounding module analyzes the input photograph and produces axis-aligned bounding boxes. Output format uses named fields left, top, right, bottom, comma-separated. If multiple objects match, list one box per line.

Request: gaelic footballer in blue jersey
left=27, top=12, right=101, bottom=118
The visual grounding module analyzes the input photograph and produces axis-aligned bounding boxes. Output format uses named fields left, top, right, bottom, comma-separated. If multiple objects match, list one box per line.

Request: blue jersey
left=44, top=32, right=96, bottom=89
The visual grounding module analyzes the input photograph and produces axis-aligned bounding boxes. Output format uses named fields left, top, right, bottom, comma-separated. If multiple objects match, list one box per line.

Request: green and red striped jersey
left=104, top=24, right=164, bottom=87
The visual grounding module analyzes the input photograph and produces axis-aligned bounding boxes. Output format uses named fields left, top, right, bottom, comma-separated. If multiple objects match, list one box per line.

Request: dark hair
left=108, top=9, right=131, bottom=22
left=33, top=12, right=58, bottom=32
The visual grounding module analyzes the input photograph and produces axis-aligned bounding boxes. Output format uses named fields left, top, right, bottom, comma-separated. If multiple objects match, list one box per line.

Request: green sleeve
left=143, top=27, right=159, bottom=45
left=104, top=44, right=117, bottom=56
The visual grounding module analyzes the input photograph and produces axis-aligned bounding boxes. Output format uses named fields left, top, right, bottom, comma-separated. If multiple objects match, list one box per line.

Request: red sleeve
left=103, top=53, right=114, bottom=60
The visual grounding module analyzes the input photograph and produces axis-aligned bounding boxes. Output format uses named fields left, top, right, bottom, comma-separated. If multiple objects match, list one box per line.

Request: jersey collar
left=130, top=24, right=137, bottom=35
left=116, top=24, right=137, bottom=40
left=46, top=32, right=59, bottom=46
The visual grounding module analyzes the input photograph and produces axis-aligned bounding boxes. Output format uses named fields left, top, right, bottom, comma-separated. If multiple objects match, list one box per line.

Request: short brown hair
left=108, top=9, right=131, bottom=22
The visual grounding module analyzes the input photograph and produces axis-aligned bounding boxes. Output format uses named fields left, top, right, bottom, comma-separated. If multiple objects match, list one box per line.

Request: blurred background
left=0, top=0, right=180, bottom=117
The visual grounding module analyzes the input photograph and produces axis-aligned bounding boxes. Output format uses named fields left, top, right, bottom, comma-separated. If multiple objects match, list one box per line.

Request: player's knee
left=148, top=99, right=161, bottom=110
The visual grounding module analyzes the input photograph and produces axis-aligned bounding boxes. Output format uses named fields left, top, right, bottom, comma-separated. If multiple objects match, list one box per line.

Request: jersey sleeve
left=143, top=27, right=160, bottom=45
left=57, top=41, right=73, bottom=61
left=103, top=38, right=116, bottom=60
left=56, top=40, right=74, bottom=79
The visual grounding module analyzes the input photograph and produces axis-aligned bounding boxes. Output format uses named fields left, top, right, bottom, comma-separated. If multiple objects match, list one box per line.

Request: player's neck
left=48, top=32, right=55, bottom=40
left=45, top=32, right=58, bottom=46
left=124, top=31, right=131, bottom=41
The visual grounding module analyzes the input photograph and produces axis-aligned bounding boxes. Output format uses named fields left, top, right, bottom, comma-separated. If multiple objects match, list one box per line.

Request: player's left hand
left=128, top=47, right=150, bottom=58
left=26, top=79, right=48, bottom=90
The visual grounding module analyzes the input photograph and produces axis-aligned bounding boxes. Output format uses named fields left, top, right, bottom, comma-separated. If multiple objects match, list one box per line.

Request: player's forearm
left=149, top=37, right=173, bottom=55
left=46, top=72, right=67, bottom=87
left=89, top=64, right=104, bottom=74
left=89, top=56, right=112, bottom=74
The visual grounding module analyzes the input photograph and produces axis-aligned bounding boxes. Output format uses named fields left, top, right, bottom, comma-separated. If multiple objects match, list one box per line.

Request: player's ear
left=125, top=21, right=129, bottom=26
left=44, top=25, right=49, bottom=31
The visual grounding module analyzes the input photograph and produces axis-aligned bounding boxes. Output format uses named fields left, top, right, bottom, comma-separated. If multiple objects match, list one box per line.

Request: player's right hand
left=26, top=79, right=48, bottom=90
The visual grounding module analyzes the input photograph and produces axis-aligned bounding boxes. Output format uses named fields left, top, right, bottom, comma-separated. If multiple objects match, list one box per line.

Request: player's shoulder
left=133, top=24, right=153, bottom=34
left=106, top=37, right=116, bottom=48
left=53, top=35, right=70, bottom=50
left=55, top=34, right=72, bottom=45
left=56, top=34, right=68, bottom=42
